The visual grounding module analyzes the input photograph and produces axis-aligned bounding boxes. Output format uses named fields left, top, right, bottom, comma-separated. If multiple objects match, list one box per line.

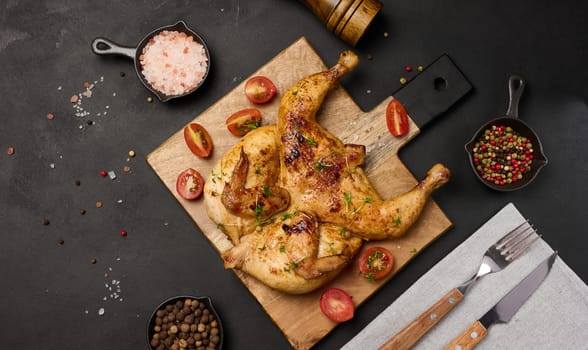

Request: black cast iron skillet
left=465, top=75, right=547, bottom=191
left=91, top=21, right=210, bottom=102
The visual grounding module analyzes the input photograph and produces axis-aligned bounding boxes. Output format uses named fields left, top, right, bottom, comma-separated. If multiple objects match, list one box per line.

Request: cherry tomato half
left=319, top=288, right=354, bottom=322
left=244, top=76, right=278, bottom=104
left=176, top=168, right=204, bottom=200
left=385, top=99, right=409, bottom=137
left=183, top=123, right=213, bottom=158
left=226, top=108, right=262, bottom=137
left=358, top=246, right=395, bottom=281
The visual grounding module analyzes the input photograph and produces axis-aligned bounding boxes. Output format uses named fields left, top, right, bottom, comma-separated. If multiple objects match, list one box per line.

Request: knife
left=443, top=252, right=557, bottom=350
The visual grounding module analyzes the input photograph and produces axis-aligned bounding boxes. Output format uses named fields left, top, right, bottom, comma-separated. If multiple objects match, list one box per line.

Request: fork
left=378, top=221, right=540, bottom=350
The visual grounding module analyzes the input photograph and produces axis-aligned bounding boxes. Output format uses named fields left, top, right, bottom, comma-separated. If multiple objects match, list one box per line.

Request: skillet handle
left=506, top=75, right=525, bottom=118
left=91, top=37, right=136, bottom=59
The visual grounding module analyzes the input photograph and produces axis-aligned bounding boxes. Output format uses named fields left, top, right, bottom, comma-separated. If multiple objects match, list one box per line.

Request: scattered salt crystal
left=117, top=199, right=123, bottom=204
left=105, top=105, right=109, bottom=109
left=105, top=284, right=109, bottom=288
left=98, top=307, right=105, bottom=316
left=116, top=257, right=120, bottom=261
left=366, top=89, right=372, bottom=94
left=112, top=92, right=116, bottom=97
left=109, top=267, right=113, bottom=271
left=103, top=296, right=107, bottom=301
left=108, top=171, right=116, bottom=180
left=50, top=163, right=55, bottom=169
left=85, top=310, right=89, bottom=314
left=57, top=86, right=62, bottom=91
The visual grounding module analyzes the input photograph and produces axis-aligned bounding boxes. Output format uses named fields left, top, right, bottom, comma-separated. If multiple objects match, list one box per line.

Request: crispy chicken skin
left=203, top=51, right=450, bottom=293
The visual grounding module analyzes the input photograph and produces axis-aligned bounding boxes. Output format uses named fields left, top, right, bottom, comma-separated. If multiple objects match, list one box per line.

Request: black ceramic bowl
left=465, top=76, right=547, bottom=191
left=147, top=295, right=223, bottom=350
left=91, top=21, right=211, bottom=102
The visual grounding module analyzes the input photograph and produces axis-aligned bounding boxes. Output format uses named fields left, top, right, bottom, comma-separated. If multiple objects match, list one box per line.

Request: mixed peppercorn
left=471, top=124, right=534, bottom=186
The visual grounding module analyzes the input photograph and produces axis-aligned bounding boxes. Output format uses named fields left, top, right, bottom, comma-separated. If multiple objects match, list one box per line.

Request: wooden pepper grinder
left=299, top=0, right=383, bottom=46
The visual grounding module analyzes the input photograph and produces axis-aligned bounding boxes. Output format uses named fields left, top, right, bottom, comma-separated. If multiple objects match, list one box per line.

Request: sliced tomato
left=183, top=123, right=213, bottom=158
left=358, top=246, right=395, bottom=281
left=244, top=76, right=278, bottom=104
left=386, top=99, right=409, bottom=137
left=226, top=108, right=262, bottom=136
left=176, top=168, right=204, bottom=200
left=319, top=288, right=354, bottom=322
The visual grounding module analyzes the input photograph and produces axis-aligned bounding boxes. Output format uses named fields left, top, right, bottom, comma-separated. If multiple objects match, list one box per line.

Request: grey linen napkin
left=342, top=202, right=588, bottom=350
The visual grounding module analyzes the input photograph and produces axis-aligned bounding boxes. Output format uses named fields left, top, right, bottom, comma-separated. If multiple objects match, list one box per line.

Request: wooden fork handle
left=443, top=320, right=488, bottom=350
left=378, top=288, right=465, bottom=350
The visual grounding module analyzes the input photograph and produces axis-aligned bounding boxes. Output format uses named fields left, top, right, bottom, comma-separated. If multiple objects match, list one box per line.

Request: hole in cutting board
left=434, top=77, right=448, bottom=91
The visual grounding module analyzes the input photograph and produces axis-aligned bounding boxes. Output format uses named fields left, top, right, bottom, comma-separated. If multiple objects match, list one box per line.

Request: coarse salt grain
left=139, top=30, right=208, bottom=96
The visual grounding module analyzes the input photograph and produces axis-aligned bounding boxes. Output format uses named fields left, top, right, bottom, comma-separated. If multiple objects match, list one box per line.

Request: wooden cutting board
left=147, top=37, right=453, bottom=349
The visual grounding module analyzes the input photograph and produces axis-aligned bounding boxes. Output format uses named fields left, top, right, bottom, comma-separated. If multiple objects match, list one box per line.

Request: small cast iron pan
left=147, top=295, right=223, bottom=349
left=91, top=21, right=210, bottom=102
left=465, top=75, right=547, bottom=191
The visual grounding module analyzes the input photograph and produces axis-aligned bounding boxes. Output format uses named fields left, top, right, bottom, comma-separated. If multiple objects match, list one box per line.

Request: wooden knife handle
left=443, top=320, right=488, bottom=350
left=378, top=288, right=464, bottom=350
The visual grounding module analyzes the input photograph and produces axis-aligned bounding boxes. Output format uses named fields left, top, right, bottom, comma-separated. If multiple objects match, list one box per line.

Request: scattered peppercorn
left=87, top=120, right=93, bottom=126
left=96, top=201, right=103, bottom=208
left=75, top=180, right=81, bottom=186
left=120, top=230, right=127, bottom=237
left=80, top=209, right=86, bottom=215
left=147, top=96, right=153, bottom=103
left=70, top=95, right=79, bottom=103
left=58, top=239, right=64, bottom=245
left=6, top=147, right=15, bottom=156
left=367, top=53, right=373, bottom=60
left=405, top=65, right=412, bottom=72
left=417, top=65, right=424, bottom=72
left=83, top=82, right=91, bottom=89
left=471, top=124, right=534, bottom=186
left=399, top=77, right=407, bottom=85
left=90, top=258, right=97, bottom=264
left=42, top=218, right=50, bottom=226
left=383, top=31, right=389, bottom=38
left=46, top=113, right=55, bottom=120
left=128, top=150, right=136, bottom=157
left=100, top=170, right=107, bottom=177
left=123, top=166, right=131, bottom=173
left=120, top=71, right=126, bottom=77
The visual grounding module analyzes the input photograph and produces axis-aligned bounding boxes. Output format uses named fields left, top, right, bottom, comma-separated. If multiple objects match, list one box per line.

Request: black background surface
left=1, top=1, right=586, bottom=349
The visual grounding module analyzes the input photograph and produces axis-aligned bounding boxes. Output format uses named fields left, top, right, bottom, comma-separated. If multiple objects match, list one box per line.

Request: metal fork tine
left=494, top=220, right=530, bottom=250
left=506, top=234, right=542, bottom=261
left=501, top=225, right=535, bottom=251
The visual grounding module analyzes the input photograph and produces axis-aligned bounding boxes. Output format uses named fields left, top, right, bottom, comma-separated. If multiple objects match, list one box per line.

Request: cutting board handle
left=393, top=54, right=472, bottom=130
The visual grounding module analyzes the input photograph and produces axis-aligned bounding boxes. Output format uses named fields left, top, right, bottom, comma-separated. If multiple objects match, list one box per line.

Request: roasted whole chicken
left=204, top=51, right=450, bottom=294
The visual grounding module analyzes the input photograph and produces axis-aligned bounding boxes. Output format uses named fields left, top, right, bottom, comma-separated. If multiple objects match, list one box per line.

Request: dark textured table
left=1, top=1, right=586, bottom=349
